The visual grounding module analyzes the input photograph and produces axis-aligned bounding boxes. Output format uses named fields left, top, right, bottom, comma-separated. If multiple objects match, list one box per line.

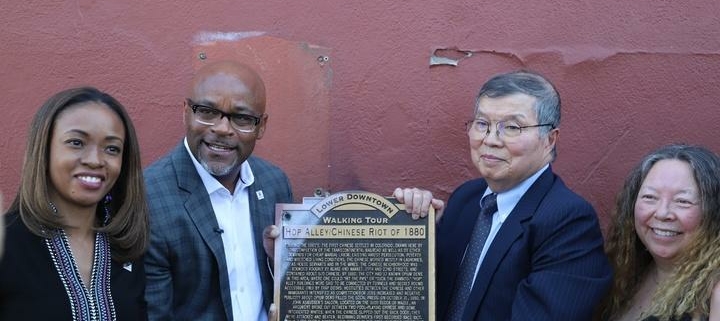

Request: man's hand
left=263, top=225, right=280, bottom=260
left=269, top=303, right=279, bottom=321
left=393, top=187, right=445, bottom=222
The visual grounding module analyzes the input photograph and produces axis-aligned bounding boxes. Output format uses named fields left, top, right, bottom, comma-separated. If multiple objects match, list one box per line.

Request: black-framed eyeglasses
left=186, top=99, right=263, bottom=133
left=465, top=119, right=555, bottom=138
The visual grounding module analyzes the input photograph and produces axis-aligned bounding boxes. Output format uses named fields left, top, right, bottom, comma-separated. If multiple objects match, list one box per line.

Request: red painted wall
left=2, top=0, right=719, bottom=231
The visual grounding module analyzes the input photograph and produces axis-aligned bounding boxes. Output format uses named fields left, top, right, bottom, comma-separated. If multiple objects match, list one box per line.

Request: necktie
left=446, top=193, right=498, bottom=321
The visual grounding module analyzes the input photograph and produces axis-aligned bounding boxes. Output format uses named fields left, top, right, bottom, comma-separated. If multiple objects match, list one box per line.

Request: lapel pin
left=123, top=262, right=133, bottom=272
left=256, top=190, right=265, bottom=200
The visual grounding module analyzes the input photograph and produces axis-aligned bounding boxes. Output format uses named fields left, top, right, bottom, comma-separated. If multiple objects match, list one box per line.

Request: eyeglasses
left=186, top=99, right=263, bottom=133
left=466, top=119, right=555, bottom=139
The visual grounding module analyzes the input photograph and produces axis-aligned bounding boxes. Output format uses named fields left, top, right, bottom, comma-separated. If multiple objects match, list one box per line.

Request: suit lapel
left=462, top=168, right=556, bottom=320
left=246, top=157, right=276, bottom=309
left=247, top=158, right=268, bottom=273
left=171, top=145, right=227, bottom=264
left=170, top=144, right=232, bottom=320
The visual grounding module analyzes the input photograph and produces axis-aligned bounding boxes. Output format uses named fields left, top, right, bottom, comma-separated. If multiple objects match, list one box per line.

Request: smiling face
left=469, top=93, right=557, bottom=192
left=48, top=102, right=125, bottom=210
left=634, top=159, right=702, bottom=265
left=184, top=64, right=267, bottom=190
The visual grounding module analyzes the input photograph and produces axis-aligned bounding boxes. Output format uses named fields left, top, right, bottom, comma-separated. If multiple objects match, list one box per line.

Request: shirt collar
left=485, top=164, right=549, bottom=217
left=183, top=137, right=255, bottom=195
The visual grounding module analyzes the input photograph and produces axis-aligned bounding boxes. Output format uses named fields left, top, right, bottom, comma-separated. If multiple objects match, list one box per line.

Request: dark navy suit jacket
left=436, top=167, right=612, bottom=321
left=143, top=143, right=293, bottom=321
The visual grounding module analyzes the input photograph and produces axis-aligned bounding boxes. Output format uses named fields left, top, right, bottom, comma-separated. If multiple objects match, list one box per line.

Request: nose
left=482, top=126, right=503, bottom=146
left=81, top=146, right=104, bottom=168
left=210, top=115, right=235, bottom=135
left=653, top=199, right=675, bottom=221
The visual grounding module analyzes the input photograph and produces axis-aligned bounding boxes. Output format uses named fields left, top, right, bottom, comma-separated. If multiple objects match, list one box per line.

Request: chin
left=208, top=166, right=234, bottom=177
left=202, top=162, right=235, bottom=177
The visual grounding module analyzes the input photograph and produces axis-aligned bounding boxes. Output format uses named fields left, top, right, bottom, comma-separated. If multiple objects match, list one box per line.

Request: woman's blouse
left=0, top=211, right=147, bottom=320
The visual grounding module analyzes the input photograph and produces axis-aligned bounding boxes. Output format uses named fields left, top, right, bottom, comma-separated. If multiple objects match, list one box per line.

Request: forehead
left=476, top=93, right=537, bottom=121
left=642, top=159, right=698, bottom=190
left=192, top=73, right=263, bottom=111
left=54, top=102, right=125, bottom=136
left=193, top=73, right=248, bottom=94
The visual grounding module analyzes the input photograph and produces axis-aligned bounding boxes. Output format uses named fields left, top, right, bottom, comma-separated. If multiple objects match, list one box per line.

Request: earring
left=49, top=201, right=58, bottom=215
left=102, top=194, right=112, bottom=225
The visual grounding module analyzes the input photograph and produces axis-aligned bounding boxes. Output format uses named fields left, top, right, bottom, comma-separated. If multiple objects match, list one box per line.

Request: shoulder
left=1, top=211, right=47, bottom=267
left=442, top=178, right=487, bottom=219
left=248, top=156, right=290, bottom=182
left=541, top=174, right=595, bottom=214
left=3, top=211, right=33, bottom=239
left=143, top=143, right=200, bottom=195
left=519, top=168, right=595, bottom=215
left=524, top=173, right=602, bottom=244
left=710, top=280, right=720, bottom=320
left=248, top=155, right=286, bottom=174
left=144, top=154, right=172, bottom=175
left=713, top=278, right=720, bottom=297
left=144, top=143, right=184, bottom=177
left=448, top=178, right=487, bottom=202
left=247, top=155, right=293, bottom=201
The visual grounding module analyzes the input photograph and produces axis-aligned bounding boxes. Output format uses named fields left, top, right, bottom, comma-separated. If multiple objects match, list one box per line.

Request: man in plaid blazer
left=144, top=61, right=292, bottom=321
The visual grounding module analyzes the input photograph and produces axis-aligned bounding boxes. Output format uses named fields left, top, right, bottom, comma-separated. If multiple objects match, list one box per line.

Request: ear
left=255, top=114, right=269, bottom=140
left=182, top=100, right=190, bottom=126
left=546, top=128, right=559, bottom=150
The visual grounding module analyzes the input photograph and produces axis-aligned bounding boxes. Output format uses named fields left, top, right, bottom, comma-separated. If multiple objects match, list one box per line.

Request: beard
left=199, top=157, right=238, bottom=177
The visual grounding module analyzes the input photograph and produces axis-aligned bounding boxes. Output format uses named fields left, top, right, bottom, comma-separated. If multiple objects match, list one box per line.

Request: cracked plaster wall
left=1, top=0, right=719, bottom=228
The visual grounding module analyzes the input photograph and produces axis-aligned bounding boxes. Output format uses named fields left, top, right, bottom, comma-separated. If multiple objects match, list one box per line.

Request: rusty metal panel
left=192, top=34, right=332, bottom=200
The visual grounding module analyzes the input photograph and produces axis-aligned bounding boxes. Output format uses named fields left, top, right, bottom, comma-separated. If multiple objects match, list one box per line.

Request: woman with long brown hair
left=0, top=87, right=148, bottom=320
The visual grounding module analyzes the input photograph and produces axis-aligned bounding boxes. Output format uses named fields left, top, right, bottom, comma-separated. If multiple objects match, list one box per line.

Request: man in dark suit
left=397, top=70, right=612, bottom=320
left=144, top=61, right=292, bottom=321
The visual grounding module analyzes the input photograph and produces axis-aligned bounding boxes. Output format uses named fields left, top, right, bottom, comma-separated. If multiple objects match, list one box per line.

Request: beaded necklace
left=44, top=202, right=117, bottom=321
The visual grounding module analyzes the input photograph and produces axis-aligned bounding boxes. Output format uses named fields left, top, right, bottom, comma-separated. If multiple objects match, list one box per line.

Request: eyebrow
left=474, top=112, right=528, bottom=122
left=64, top=129, right=125, bottom=143
left=192, top=100, right=258, bottom=115
left=641, top=186, right=698, bottom=196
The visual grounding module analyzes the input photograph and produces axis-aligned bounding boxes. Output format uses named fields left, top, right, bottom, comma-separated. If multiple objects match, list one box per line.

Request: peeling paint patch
left=193, top=31, right=266, bottom=45
left=429, top=48, right=473, bottom=66
left=431, top=45, right=720, bottom=67
left=542, top=45, right=618, bottom=65
left=430, top=47, right=524, bottom=67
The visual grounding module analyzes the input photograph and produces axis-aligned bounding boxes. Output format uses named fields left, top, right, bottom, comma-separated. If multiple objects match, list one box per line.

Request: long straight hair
left=7, top=87, right=148, bottom=262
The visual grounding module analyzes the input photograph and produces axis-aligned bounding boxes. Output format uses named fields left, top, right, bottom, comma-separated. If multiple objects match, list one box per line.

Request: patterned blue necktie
left=446, top=193, right=498, bottom=321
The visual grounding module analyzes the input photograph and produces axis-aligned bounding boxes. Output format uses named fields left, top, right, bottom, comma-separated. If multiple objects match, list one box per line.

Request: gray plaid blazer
left=143, top=142, right=293, bottom=321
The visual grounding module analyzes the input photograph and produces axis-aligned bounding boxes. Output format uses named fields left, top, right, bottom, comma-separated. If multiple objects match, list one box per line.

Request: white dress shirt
left=185, top=139, right=267, bottom=321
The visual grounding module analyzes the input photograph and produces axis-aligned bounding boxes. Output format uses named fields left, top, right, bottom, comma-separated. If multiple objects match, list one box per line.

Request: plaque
left=274, top=191, right=435, bottom=321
